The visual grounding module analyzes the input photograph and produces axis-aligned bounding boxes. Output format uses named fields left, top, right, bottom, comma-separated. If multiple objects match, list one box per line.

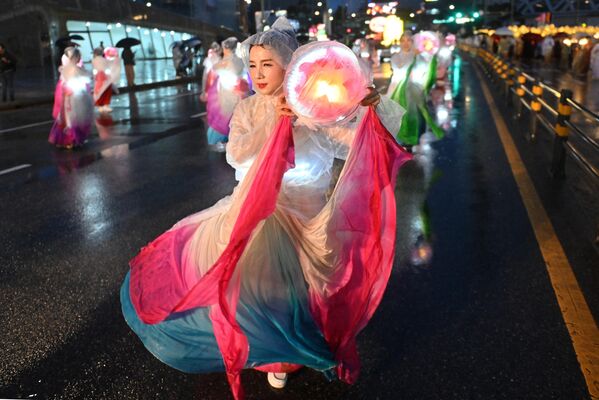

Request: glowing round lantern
left=104, top=47, right=119, bottom=59
left=284, top=41, right=370, bottom=126
left=414, top=31, right=440, bottom=57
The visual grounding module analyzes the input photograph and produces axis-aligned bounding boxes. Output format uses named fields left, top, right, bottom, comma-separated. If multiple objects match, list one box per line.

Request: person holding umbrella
left=116, top=37, right=140, bottom=87
left=54, top=35, right=84, bottom=67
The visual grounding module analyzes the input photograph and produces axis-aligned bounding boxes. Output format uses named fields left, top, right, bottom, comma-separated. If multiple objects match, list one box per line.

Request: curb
left=0, top=76, right=200, bottom=112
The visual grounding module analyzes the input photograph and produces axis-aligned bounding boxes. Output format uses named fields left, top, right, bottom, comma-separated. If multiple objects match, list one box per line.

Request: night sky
left=320, top=0, right=422, bottom=13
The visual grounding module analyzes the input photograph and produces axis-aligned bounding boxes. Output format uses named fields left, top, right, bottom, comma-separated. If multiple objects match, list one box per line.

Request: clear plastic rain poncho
left=387, top=32, right=417, bottom=96
left=203, top=36, right=250, bottom=143
left=92, top=47, right=121, bottom=102
left=238, top=17, right=299, bottom=69
left=390, top=31, right=444, bottom=145
left=49, top=47, right=93, bottom=147
left=201, top=42, right=222, bottom=96
left=122, top=16, right=411, bottom=400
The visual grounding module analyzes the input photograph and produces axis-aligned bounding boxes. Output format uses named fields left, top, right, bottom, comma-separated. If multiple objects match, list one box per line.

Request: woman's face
left=400, top=35, right=413, bottom=52
left=249, top=45, right=285, bottom=95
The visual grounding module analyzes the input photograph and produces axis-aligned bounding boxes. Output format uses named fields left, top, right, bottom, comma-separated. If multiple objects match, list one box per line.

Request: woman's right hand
left=275, top=96, right=296, bottom=120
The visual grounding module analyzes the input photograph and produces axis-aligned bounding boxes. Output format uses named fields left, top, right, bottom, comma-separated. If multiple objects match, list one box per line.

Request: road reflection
left=394, top=53, right=461, bottom=271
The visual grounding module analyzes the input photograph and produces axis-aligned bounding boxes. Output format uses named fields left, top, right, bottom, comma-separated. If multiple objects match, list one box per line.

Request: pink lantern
left=284, top=41, right=370, bottom=126
left=445, top=34, right=456, bottom=47
left=414, top=31, right=440, bottom=56
left=104, top=47, right=119, bottom=59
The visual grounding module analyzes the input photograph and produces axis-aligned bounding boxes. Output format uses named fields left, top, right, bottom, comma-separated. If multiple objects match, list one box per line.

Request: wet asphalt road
left=1, top=56, right=598, bottom=399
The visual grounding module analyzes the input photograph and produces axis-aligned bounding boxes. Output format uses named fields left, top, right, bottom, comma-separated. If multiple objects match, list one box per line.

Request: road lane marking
left=0, top=164, right=32, bottom=176
left=476, top=66, right=599, bottom=400
left=0, top=120, right=53, bottom=134
left=190, top=111, right=207, bottom=118
left=165, top=92, right=197, bottom=99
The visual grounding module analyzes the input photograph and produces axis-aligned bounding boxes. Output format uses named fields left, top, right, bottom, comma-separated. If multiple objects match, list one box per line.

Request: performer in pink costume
left=121, top=17, right=411, bottom=399
left=48, top=47, right=93, bottom=149
left=201, top=37, right=250, bottom=151
left=93, top=47, right=121, bottom=112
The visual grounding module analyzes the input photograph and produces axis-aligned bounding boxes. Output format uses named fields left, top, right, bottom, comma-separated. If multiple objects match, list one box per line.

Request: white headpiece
left=239, top=17, right=299, bottom=69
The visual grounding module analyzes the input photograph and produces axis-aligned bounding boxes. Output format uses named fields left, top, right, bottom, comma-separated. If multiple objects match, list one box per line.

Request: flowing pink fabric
left=130, top=116, right=295, bottom=399
left=52, top=81, right=63, bottom=120
left=308, top=107, right=411, bottom=384
left=129, top=108, right=410, bottom=399
left=206, top=74, right=230, bottom=135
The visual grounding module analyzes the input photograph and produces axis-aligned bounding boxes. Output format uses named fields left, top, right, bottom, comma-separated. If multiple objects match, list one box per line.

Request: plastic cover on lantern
left=284, top=41, right=370, bottom=127
left=413, top=31, right=440, bottom=57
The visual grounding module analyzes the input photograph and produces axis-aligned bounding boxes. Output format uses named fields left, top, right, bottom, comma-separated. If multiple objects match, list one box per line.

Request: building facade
left=0, top=0, right=244, bottom=68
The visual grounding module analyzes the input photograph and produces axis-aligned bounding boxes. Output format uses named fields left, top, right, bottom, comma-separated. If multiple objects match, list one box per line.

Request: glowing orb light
left=414, top=31, right=440, bottom=56
left=445, top=34, right=456, bottom=47
left=284, top=41, right=370, bottom=126
left=104, top=47, right=119, bottom=59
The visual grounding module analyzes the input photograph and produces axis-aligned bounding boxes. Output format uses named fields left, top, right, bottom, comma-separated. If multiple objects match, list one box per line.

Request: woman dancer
left=387, top=32, right=416, bottom=96
left=390, top=31, right=444, bottom=147
left=121, top=17, right=410, bottom=399
left=202, top=37, right=250, bottom=151
left=200, top=41, right=223, bottom=101
left=48, top=47, right=93, bottom=149
left=93, top=47, right=121, bottom=112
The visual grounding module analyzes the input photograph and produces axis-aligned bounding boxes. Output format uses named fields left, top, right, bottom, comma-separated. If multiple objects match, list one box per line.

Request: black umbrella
left=183, top=36, right=202, bottom=48
left=55, top=35, right=84, bottom=47
left=170, top=41, right=183, bottom=49
left=115, top=37, right=141, bottom=48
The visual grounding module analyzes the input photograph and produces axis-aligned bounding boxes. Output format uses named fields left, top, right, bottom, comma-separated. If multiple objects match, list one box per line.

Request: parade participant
left=435, top=34, right=455, bottom=84
left=387, top=32, right=416, bottom=96
left=201, top=37, right=250, bottom=151
left=200, top=41, right=223, bottom=101
left=121, top=17, right=410, bottom=399
left=93, top=47, right=121, bottom=112
left=541, top=35, right=555, bottom=63
left=48, top=47, right=93, bottom=149
left=391, top=31, right=444, bottom=147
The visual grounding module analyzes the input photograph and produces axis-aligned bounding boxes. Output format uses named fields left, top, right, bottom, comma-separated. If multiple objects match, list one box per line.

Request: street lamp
left=409, top=12, right=415, bottom=17
left=449, top=4, right=455, bottom=9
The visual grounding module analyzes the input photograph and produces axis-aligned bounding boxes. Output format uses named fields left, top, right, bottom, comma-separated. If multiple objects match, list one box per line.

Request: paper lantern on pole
left=284, top=41, right=370, bottom=126
left=414, top=31, right=440, bottom=57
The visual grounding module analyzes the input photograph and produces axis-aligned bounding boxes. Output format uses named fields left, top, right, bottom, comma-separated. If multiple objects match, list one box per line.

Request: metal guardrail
left=462, top=45, right=599, bottom=184
left=460, top=44, right=599, bottom=244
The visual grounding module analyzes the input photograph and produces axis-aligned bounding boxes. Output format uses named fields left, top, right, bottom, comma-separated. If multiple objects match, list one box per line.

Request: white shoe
left=267, top=372, right=287, bottom=389
left=214, top=142, right=226, bottom=152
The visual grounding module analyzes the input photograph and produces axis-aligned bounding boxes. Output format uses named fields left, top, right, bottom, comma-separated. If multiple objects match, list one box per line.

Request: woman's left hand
left=276, top=96, right=297, bottom=119
left=361, top=86, right=381, bottom=107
